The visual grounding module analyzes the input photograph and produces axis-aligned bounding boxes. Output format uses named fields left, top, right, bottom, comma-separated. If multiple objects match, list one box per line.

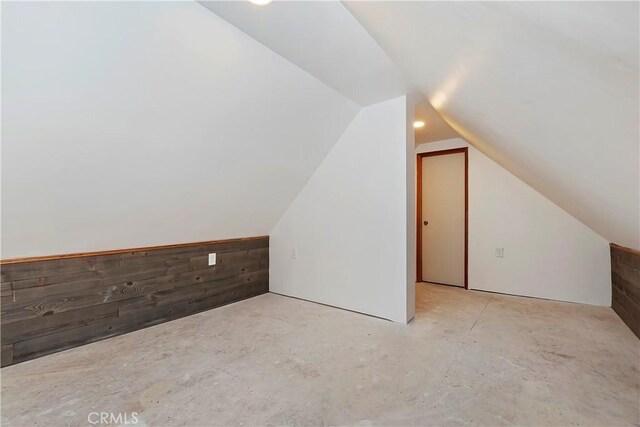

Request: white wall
left=270, top=96, right=411, bottom=323
left=417, top=138, right=611, bottom=306
left=1, top=1, right=359, bottom=258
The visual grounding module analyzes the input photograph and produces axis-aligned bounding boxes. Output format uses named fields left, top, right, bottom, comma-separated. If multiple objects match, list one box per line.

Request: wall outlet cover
left=208, top=253, right=217, bottom=266
left=495, top=248, right=504, bottom=258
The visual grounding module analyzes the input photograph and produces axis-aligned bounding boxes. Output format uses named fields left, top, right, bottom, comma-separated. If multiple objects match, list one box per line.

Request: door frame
left=416, top=147, right=468, bottom=289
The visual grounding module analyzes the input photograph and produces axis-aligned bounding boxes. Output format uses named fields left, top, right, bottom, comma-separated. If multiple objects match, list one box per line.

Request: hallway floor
left=2, top=284, right=638, bottom=426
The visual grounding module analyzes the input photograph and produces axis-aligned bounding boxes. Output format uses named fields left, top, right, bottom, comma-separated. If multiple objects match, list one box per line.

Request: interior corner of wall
left=269, top=106, right=363, bottom=236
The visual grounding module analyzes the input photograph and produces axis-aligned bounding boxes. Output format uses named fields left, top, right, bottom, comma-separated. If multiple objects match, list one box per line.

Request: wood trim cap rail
left=0, top=236, right=269, bottom=265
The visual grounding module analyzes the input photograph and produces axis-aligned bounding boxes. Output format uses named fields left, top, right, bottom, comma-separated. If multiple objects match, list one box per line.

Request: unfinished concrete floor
left=1, top=283, right=639, bottom=426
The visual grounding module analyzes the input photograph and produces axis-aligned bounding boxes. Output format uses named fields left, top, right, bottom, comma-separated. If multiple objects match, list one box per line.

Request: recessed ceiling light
left=414, top=121, right=425, bottom=128
left=248, top=0, right=274, bottom=5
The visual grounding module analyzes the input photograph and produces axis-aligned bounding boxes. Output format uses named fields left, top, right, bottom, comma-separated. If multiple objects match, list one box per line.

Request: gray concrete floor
left=1, top=283, right=639, bottom=426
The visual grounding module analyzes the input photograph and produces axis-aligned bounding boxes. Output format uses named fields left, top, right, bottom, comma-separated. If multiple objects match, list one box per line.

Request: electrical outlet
left=495, top=248, right=504, bottom=258
left=208, top=253, right=217, bottom=266
left=290, top=248, right=297, bottom=259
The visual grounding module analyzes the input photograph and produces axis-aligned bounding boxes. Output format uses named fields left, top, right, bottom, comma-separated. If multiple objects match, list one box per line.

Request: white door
left=421, top=152, right=465, bottom=287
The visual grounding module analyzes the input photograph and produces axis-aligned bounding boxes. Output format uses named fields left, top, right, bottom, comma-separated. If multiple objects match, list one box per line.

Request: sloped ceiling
left=414, top=102, right=458, bottom=144
left=198, top=0, right=411, bottom=107
left=344, top=1, right=640, bottom=249
left=199, top=0, right=459, bottom=153
left=1, top=1, right=359, bottom=258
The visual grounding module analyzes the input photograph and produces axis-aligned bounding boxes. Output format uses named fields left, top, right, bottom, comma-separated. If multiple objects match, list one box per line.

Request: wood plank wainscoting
left=0, top=237, right=269, bottom=367
left=611, top=243, right=640, bottom=339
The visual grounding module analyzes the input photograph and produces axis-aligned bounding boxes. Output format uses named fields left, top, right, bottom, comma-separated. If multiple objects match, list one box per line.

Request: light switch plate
left=208, top=253, right=217, bottom=266
left=495, top=248, right=504, bottom=258
left=291, top=248, right=297, bottom=259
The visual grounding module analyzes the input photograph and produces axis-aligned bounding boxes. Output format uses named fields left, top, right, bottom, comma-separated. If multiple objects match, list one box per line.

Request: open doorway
left=416, top=148, right=468, bottom=288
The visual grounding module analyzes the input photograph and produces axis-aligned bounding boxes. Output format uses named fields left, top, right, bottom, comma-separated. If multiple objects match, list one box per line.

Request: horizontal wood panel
left=2, top=302, right=120, bottom=345
left=1, top=237, right=269, bottom=366
left=1, top=238, right=268, bottom=283
left=610, top=243, right=640, bottom=257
